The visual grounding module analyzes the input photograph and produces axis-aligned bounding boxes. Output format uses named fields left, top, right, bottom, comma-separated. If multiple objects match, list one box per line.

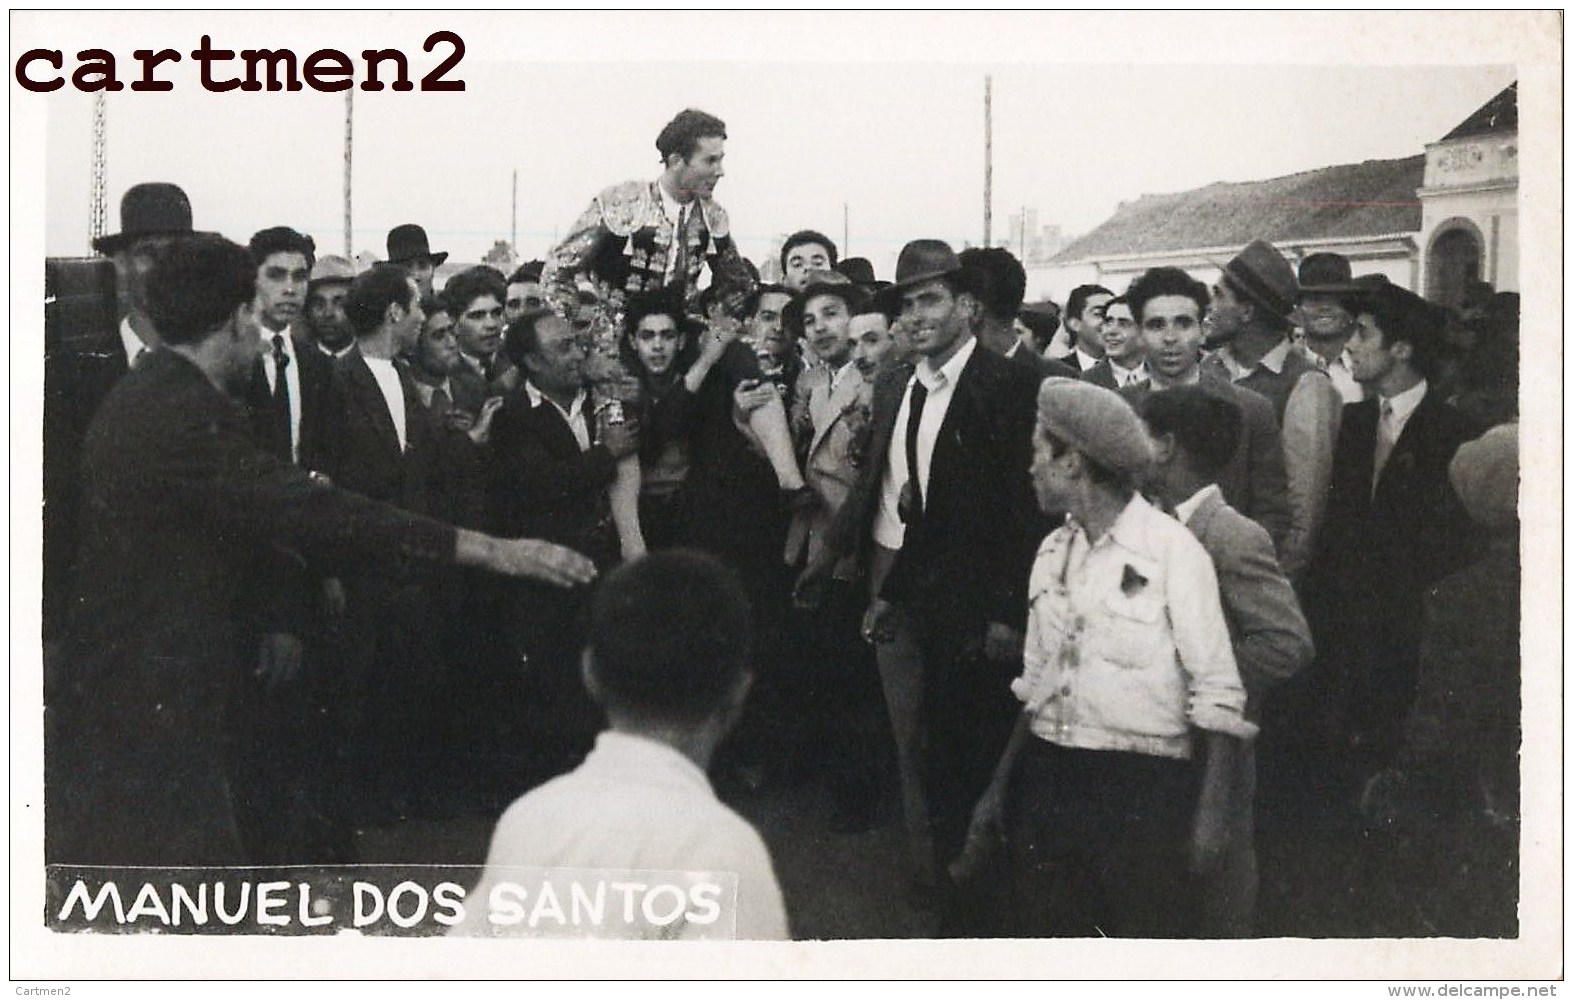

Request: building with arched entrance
left=1417, top=82, right=1518, bottom=308
left=1033, top=82, right=1518, bottom=309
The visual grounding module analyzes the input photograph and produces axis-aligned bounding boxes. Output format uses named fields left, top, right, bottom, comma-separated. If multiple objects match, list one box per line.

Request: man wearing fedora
left=386, top=223, right=448, bottom=299
left=542, top=108, right=755, bottom=317
left=1202, top=239, right=1340, bottom=581
left=958, top=247, right=1076, bottom=383
left=806, top=239, right=1046, bottom=930
left=303, top=254, right=359, bottom=359
left=45, top=181, right=198, bottom=644
left=1296, top=252, right=1365, bottom=404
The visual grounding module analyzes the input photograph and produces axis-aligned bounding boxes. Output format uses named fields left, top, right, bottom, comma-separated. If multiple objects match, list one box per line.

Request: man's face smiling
left=1101, top=300, right=1143, bottom=366
left=669, top=135, right=725, bottom=202
left=803, top=293, right=854, bottom=369
left=1139, top=294, right=1205, bottom=382
left=1068, top=292, right=1112, bottom=355
left=898, top=278, right=971, bottom=364
left=255, top=251, right=309, bottom=332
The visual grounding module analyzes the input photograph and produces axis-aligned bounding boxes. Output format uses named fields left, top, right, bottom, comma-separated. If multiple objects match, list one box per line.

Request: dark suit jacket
left=1122, top=372, right=1292, bottom=554
left=488, top=385, right=619, bottom=568
left=50, top=349, right=455, bottom=865
left=1306, top=390, right=1478, bottom=669
left=1081, top=359, right=1120, bottom=390
left=1183, top=488, right=1314, bottom=717
left=43, top=322, right=130, bottom=640
left=1006, top=343, right=1077, bottom=384
left=830, top=342, right=1046, bottom=636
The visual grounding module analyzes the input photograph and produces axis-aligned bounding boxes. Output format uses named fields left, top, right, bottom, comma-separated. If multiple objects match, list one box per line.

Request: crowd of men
left=42, top=107, right=1520, bottom=940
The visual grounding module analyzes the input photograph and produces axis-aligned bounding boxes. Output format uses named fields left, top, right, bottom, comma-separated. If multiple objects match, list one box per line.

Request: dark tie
left=271, top=334, right=292, bottom=461
left=431, top=384, right=452, bottom=413
left=900, top=378, right=929, bottom=523
left=672, top=204, right=690, bottom=288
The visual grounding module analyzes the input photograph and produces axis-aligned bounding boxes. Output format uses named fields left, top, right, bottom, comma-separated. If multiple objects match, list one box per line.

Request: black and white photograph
left=12, top=9, right=1561, bottom=983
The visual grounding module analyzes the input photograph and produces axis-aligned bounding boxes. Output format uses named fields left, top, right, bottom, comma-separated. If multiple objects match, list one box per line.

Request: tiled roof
left=1052, top=155, right=1424, bottom=263
left=1441, top=82, right=1518, bottom=142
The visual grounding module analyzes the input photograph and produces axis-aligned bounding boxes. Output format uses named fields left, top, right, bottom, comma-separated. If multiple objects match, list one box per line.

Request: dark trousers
left=1003, top=740, right=1200, bottom=938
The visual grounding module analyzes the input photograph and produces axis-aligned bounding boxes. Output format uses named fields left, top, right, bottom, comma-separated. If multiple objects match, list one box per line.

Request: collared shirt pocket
left=1094, top=589, right=1165, bottom=669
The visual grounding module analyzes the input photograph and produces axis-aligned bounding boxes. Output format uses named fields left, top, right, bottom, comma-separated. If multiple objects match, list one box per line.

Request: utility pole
left=983, top=75, right=993, bottom=246
left=1020, top=204, right=1027, bottom=260
left=343, top=90, right=353, bottom=258
left=88, top=92, right=108, bottom=254
left=511, top=169, right=518, bottom=257
left=843, top=201, right=849, bottom=256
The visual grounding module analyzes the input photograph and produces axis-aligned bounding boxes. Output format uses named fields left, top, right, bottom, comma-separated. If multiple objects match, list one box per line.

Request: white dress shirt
left=525, top=379, right=592, bottom=452
left=361, top=354, right=408, bottom=454
left=118, top=317, right=149, bottom=368
left=872, top=335, right=979, bottom=549
left=258, top=325, right=305, bottom=461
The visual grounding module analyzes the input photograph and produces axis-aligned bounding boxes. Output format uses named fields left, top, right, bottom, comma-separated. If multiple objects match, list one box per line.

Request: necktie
left=430, top=384, right=452, bottom=415
left=1372, top=398, right=1396, bottom=494
left=901, top=378, right=930, bottom=523
left=271, top=334, right=293, bottom=461
left=671, top=204, right=690, bottom=289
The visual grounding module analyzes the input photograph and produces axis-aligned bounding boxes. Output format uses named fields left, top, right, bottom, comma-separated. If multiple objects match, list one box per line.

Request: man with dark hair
left=489, top=307, right=643, bottom=775
left=453, top=551, right=788, bottom=940
left=245, top=226, right=327, bottom=466
left=441, top=265, right=514, bottom=407
left=1083, top=295, right=1148, bottom=390
left=1203, top=240, right=1341, bottom=580
left=543, top=108, right=754, bottom=316
left=504, top=260, right=546, bottom=326
left=1141, top=385, right=1314, bottom=937
left=780, top=229, right=838, bottom=292
left=1053, top=283, right=1114, bottom=372
left=1302, top=280, right=1477, bottom=793
left=743, top=282, right=800, bottom=401
left=958, top=246, right=1075, bottom=382
left=803, top=239, right=1046, bottom=931
left=46, top=234, right=596, bottom=866
left=1120, top=266, right=1291, bottom=555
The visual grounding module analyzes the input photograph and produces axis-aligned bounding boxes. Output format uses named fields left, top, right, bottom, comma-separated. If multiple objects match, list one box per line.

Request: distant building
left=1034, top=83, right=1518, bottom=307
left=1008, top=209, right=1073, bottom=266
left=1417, top=82, right=1518, bottom=308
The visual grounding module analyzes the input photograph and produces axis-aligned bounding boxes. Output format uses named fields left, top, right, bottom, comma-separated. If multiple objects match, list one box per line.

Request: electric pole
left=343, top=90, right=353, bottom=258
left=88, top=93, right=108, bottom=254
left=983, top=75, right=993, bottom=246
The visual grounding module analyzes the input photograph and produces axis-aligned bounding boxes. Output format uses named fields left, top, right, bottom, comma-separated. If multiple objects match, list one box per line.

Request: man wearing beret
left=1203, top=239, right=1341, bottom=580
left=542, top=108, right=755, bottom=318
left=1302, top=280, right=1478, bottom=796
left=966, top=378, right=1255, bottom=938
left=805, top=239, right=1046, bottom=931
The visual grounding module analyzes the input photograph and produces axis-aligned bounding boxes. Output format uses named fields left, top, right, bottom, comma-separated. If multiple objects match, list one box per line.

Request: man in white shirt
left=453, top=550, right=788, bottom=940
left=1052, top=283, right=1114, bottom=372
left=1083, top=294, right=1149, bottom=390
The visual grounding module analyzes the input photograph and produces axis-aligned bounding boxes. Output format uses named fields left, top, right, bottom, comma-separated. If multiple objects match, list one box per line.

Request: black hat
left=1297, top=253, right=1359, bottom=297
left=386, top=224, right=449, bottom=267
left=834, top=257, right=877, bottom=287
left=93, top=182, right=197, bottom=255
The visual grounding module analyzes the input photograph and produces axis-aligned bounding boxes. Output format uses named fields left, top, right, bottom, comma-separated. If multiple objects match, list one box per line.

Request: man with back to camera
left=452, top=550, right=789, bottom=940
left=45, top=234, right=596, bottom=866
left=957, top=246, right=1076, bottom=382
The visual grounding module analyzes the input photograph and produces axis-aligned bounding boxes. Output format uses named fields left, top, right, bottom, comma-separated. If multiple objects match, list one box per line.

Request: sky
left=20, top=12, right=1539, bottom=284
